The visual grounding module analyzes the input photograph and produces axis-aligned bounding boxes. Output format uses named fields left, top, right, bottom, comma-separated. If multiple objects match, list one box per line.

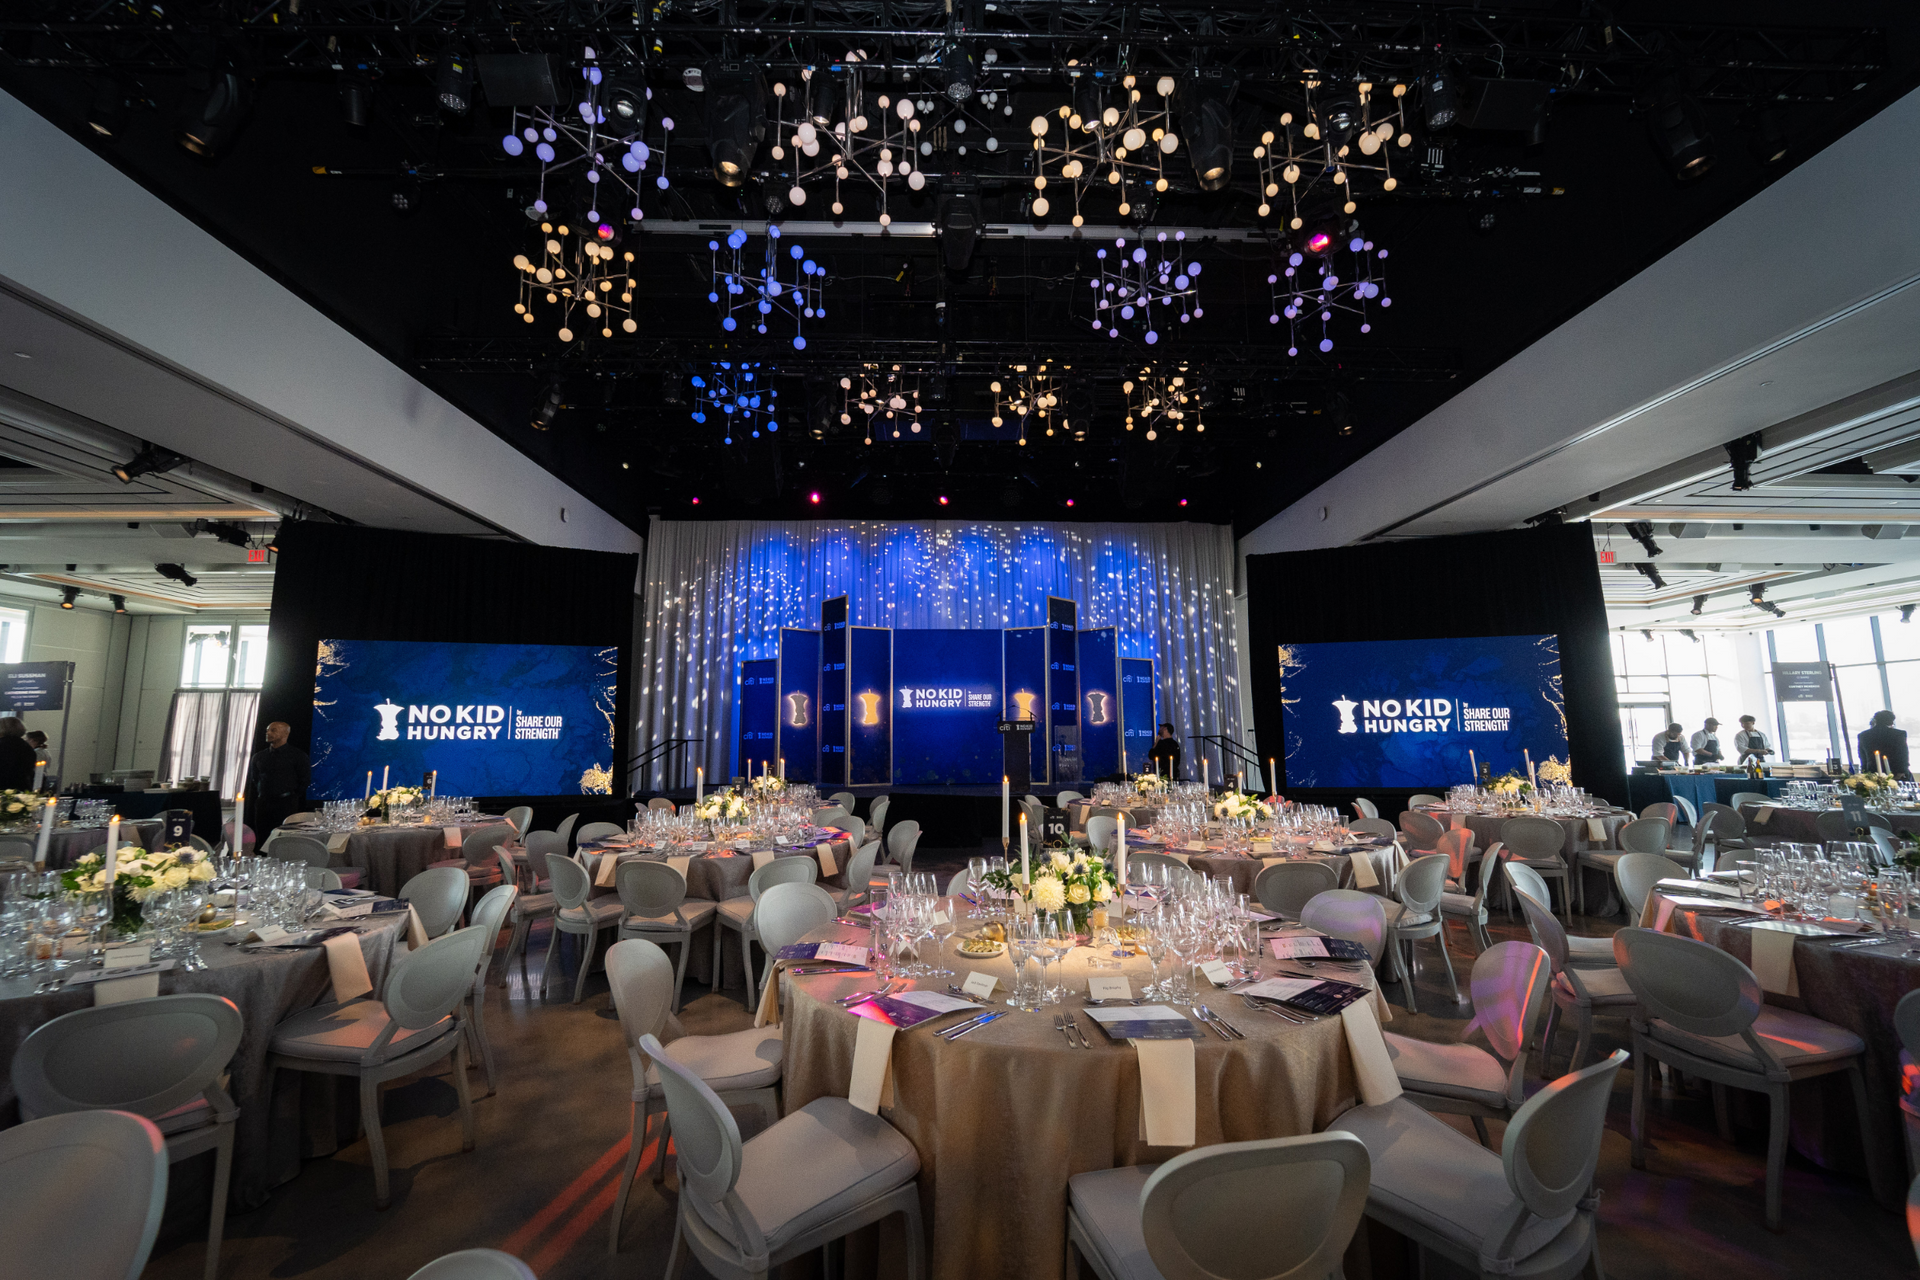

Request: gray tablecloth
left=27, top=820, right=167, bottom=870
left=1738, top=803, right=1920, bottom=846
left=0, top=910, right=413, bottom=1209
left=324, top=821, right=506, bottom=897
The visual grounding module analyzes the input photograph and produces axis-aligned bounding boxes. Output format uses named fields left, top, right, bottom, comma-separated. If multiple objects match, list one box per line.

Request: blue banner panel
left=736, top=659, right=777, bottom=780
left=892, top=629, right=1003, bottom=784
left=1121, top=658, right=1158, bottom=774
left=776, top=628, right=821, bottom=784
left=310, top=638, right=618, bottom=798
left=1078, top=627, right=1120, bottom=781
left=1003, top=627, right=1048, bottom=783
left=1279, top=633, right=1569, bottom=789
left=818, top=596, right=849, bottom=786
left=848, top=627, right=893, bottom=786
left=0, top=661, right=73, bottom=712
left=1047, top=597, right=1081, bottom=785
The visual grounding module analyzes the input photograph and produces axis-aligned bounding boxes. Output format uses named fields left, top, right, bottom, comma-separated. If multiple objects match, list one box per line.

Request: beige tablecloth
left=779, top=914, right=1378, bottom=1280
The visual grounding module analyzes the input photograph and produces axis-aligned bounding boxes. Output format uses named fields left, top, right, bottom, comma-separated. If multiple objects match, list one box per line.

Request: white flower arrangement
left=1845, top=771, right=1896, bottom=800
left=1537, top=756, right=1573, bottom=786
left=0, top=788, right=44, bottom=820
left=983, top=847, right=1116, bottom=918
left=1488, top=771, right=1534, bottom=796
left=368, top=786, right=426, bottom=815
left=1132, top=772, right=1169, bottom=796
left=694, top=789, right=750, bottom=823
left=1029, top=876, right=1067, bottom=912
left=1212, top=790, right=1274, bottom=821
left=63, top=847, right=214, bottom=902
left=748, top=774, right=787, bottom=796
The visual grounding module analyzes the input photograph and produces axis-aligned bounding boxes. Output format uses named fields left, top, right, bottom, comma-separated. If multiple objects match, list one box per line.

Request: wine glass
left=1008, top=915, right=1043, bottom=1011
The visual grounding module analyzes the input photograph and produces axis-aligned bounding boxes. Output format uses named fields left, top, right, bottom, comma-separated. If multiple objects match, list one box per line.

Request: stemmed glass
left=1138, top=923, right=1168, bottom=999
left=1007, top=915, right=1043, bottom=1011
left=1036, top=914, right=1067, bottom=1004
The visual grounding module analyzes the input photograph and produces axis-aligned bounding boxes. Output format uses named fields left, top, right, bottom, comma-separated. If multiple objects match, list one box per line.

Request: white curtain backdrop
left=634, top=518, right=1243, bottom=788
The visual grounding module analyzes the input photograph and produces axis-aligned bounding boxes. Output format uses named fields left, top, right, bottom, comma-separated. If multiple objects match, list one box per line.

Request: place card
left=247, top=924, right=292, bottom=945
left=814, top=941, right=869, bottom=965
left=1250, top=840, right=1274, bottom=854
left=961, top=970, right=1000, bottom=998
left=1198, top=960, right=1234, bottom=986
left=1087, top=974, right=1132, bottom=1001
left=67, top=958, right=175, bottom=987
left=1185, top=840, right=1207, bottom=852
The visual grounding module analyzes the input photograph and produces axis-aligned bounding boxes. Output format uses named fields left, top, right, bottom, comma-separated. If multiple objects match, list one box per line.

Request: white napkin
left=1348, top=850, right=1379, bottom=889
left=444, top=826, right=464, bottom=850
left=1748, top=926, right=1802, bottom=997
left=595, top=852, right=620, bottom=887
left=751, top=849, right=777, bottom=873
left=1135, top=1038, right=1196, bottom=1148
left=406, top=904, right=429, bottom=950
left=326, top=832, right=351, bottom=854
left=323, top=933, right=374, bottom=1002
left=666, top=855, right=692, bottom=881
left=1752, top=807, right=1774, bottom=826
left=1165, top=851, right=1191, bottom=867
left=95, top=944, right=158, bottom=1006
left=1449, top=813, right=1465, bottom=831
left=817, top=842, right=839, bottom=876
left=1341, top=998, right=1403, bottom=1106
left=849, top=1016, right=897, bottom=1114
left=1586, top=817, right=1608, bottom=843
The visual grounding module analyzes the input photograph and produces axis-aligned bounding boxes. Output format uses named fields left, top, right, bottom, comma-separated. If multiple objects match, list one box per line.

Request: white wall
left=16, top=603, right=124, bottom=783
left=114, top=616, right=187, bottom=777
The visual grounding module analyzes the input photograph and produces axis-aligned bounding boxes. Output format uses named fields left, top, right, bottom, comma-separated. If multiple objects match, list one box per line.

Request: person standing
left=0, top=718, right=37, bottom=790
left=1733, top=716, right=1774, bottom=766
left=1689, top=718, right=1724, bottom=767
left=1147, top=722, right=1183, bottom=779
left=243, top=721, right=311, bottom=844
left=1858, top=710, right=1911, bottom=779
left=1650, top=722, right=1687, bottom=768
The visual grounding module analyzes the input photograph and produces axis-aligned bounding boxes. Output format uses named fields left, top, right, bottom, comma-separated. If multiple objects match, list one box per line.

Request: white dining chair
left=1614, top=852, right=1687, bottom=923
left=640, top=1031, right=926, bottom=1280
left=1513, top=886, right=1633, bottom=1075
left=1085, top=815, right=1118, bottom=855
left=1671, top=793, right=1698, bottom=828
left=1506, top=861, right=1611, bottom=968
left=1498, top=815, right=1572, bottom=922
left=1640, top=801, right=1678, bottom=826
left=647, top=796, right=677, bottom=812
left=752, top=882, right=839, bottom=1002
left=1352, top=796, right=1380, bottom=820
left=1299, top=889, right=1389, bottom=968
left=811, top=806, right=849, bottom=829
left=1331, top=1049, right=1628, bottom=1279
left=1440, top=843, right=1503, bottom=955
left=13, top=994, right=242, bottom=1280
left=1252, top=860, right=1339, bottom=921
left=0, top=1110, right=169, bottom=1280
left=1065, top=1132, right=1371, bottom=1280
left=399, top=866, right=472, bottom=938
left=305, top=866, right=344, bottom=890
left=886, top=819, right=922, bottom=875
left=1398, top=810, right=1445, bottom=852
left=428, top=824, right=513, bottom=903
left=463, top=884, right=518, bottom=1096
left=829, top=790, right=856, bottom=812
left=616, top=860, right=717, bottom=1012
left=1574, top=817, right=1670, bottom=915
left=1384, top=941, right=1551, bottom=1146
left=1348, top=817, right=1398, bottom=840
left=543, top=853, right=624, bottom=1004
left=576, top=821, right=625, bottom=844
left=1383, top=853, right=1459, bottom=1011
left=266, top=926, right=489, bottom=1208
left=502, top=806, right=533, bottom=837
left=867, top=796, right=890, bottom=841
left=715, top=857, right=820, bottom=1006
left=1408, top=793, right=1445, bottom=809
left=553, top=812, right=581, bottom=848
left=1615, top=926, right=1890, bottom=1229
left=605, top=939, right=781, bottom=1254
left=406, top=1249, right=537, bottom=1280
left=827, top=838, right=882, bottom=914
left=494, top=849, right=555, bottom=990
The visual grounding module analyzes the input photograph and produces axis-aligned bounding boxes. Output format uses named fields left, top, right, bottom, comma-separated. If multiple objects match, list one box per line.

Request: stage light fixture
left=155, top=563, right=197, bottom=588
left=531, top=378, right=565, bottom=430
left=1748, top=109, right=1787, bottom=165
left=809, top=491, right=821, bottom=504
left=1903, top=604, right=1917, bottom=624
left=1681, top=629, right=1702, bottom=642
left=607, top=68, right=648, bottom=125
left=177, top=71, right=253, bottom=158
left=1070, top=75, right=1104, bottom=132
left=1316, top=92, right=1362, bottom=152
left=1691, top=594, right=1708, bottom=615
left=1725, top=433, right=1762, bottom=490
left=936, top=180, right=982, bottom=271
left=437, top=50, right=473, bottom=115
left=112, top=444, right=185, bottom=485
left=1624, top=520, right=1663, bottom=558
left=194, top=519, right=252, bottom=549
left=110, top=594, right=127, bottom=614
left=338, top=74, right=372, bottom=127
left=1424, top=66, right=1460, bottom=129
left=938, top=495, right=950, bottom=506
left=704, top=66, right=767, bottom=188
left=1634, top=561, right=1667, bottom=590
left=941, top=44, right=976, bottom=103
left=86, top=79, right=131, bottom=137
left=1640, top=629, right=1654, bottom=643
left=1179, top=80, right=1234, bottom=193
left=1640, top=72, right=1715, bottom=181
left=59, top=587, right=78, bottom=610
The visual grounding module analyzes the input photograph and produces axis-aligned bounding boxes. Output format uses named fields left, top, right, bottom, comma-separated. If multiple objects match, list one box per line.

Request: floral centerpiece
left=1212, top=789, right=1274, bottom=822
left=748, top=774, right=787, bottom=798
left=1845, top=771, right=1897, bottom=801
left=982, top=844, right=1117, bottom=932
left=1537, top=756, right=1573, bottom=786
left=694, top=788, right=750, bottom=825
left=0, top=787, right=48, bottom=831
left=366, top=785, right=426, bottom=820
left=61, top=845, right=214, bottom=931
left=1132, top=771, right=1169, bottom=797
left=1488, top=771, right=1534, bottom=798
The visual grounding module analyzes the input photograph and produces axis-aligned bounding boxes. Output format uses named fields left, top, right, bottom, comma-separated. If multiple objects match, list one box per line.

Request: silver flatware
left=1085, top=997, right=1145, bottom=1006
left=943, top=1012, right=1004, bottom=1039
left=935, top=1012, right=990, bottom=1039
left=1190, top=1005, right=1234, bottom=1041
left=1242, top=994, right=1307, bottom=1024
left=944, top=985, right=993, bottom=1004
left=1199, top=1004, right=1246, bottom=1040
left=1071, top=1014, right=1096, bottom=1049
left=1053, top=1013, right=1080, bottom=1047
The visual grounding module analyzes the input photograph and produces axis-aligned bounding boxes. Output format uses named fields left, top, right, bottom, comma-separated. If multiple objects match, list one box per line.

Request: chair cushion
left=270, top=998, right=454, bottom=1063
left=1066, top=1164, right=1163, bottom=1280
left=1331, top=1097, right=1576, bottom=1268
left=1551, top=967, right=1637, bottom=1008
left=718, top=1096, right=920, bottom=1256
left=1439, top=891, right=1484, bottom=919
left=1647, top=1005, right=1865, bottom=1073
left=426, top=857, right=466, bottom=871
left=512, top=892, right=556, bottom=920
left=649, top=1026, right=784, bottom=1096
left=1382, top=901, right=1434, bottom=928
left=1564, top=934, right=1615, bottom=965
left=557, top=897, right=625, bottom=926
left=152, top=1093, right=215, bottom=1136
left=624, top=899, right=720, bottom=934
left=1579, top=851, right=1624, bottom=871
left=1383, top=1032, right=1509, bottom=1107
left=331, top=869, right=364, bottom=891
left=1516, top=856, right=1567, bottom=871
left=715, top=896, right=756, bottom=928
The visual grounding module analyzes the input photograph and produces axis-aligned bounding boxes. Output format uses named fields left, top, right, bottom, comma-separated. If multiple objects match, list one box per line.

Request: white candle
left=778, top=757, right=785, bottom=779
left=364, top=771, right=372, bottom=802
left=428, top=771, right=437, bottom=797
left=1203, top=757, right=1209, bottom=789
left=32, top=761, right=44, bottom=791
left=1001, top=775, right=1010, bottom=841
left=1236, top=770, right=1244, bottom=794
left=1268, top=757, right=1277, bottom=796
left=381, top=765, right=390, bottom=790
left=1020, top=812, right=1029, bottom=882
left=1469, top=748, right=1477, bottom=780
left=34, top=796, right=54, bottom=866
left=102, top=815, right=121, bottom=887
left=232, top=791, right=245, bottom=855
left=696, top=766, right=704, bottom=804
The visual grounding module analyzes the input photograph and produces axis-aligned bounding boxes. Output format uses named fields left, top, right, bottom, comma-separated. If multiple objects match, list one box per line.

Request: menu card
left=1084, top=1005, right=1206, bottom=1042
left=1240, top=975, right=1372, bottom=1016
left=775, top=941, right=870, bottom=964
left=1269, top=935, right=1372, bottom=962
left=845, top=992, right=970, bottom=1029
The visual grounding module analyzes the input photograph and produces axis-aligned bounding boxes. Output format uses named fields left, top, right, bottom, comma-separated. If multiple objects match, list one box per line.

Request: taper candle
left=1019, top=812, right=1029, bottom=883
left=232, top=791, right=245, bottom=856
left=34, top=796, right=54, bottom=866
left=102, top=815, right=121, bottom=887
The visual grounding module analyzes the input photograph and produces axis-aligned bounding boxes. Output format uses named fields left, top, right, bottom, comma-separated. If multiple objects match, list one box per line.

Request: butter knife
left=942, top=1011, right=1005, bottom=1039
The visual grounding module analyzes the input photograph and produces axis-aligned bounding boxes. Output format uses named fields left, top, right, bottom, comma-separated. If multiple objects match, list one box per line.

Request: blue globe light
left=708, top=240, right=719, bottom=251
left=768, top=226, right=782, bottom=239
left=723, top=317, right=737, bottom=331
left=793, top=336, right=806, bottom=350
left=502, top=135, right=525, bottom=156
left=691, top=376, right=706, bottom=387
left=728, top=230, right=748, bottom=249
left=535, top=142, right=555, bottom=162
left=708, top=292, right=719, bottom=303
left=758, top=301, right=772, bottom=314
left=1145, top=330, right=1159, bottom=344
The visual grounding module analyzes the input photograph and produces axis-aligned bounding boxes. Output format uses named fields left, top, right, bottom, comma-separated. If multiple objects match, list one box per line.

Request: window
left=1748, top=609, right=1920, bottom=765
left=162, top=618, right=269, bottom=798
left=0, top=607, right=27, bottom=664
left=1610, top=630, right=1752, bottom=771
left=180, top=622, right=268, bottom=689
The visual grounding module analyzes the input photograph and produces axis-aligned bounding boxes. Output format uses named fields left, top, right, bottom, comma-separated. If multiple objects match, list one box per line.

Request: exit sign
left=1597, top=550, right=1615, bottom=564
left=246, top=548, right=269, bottom=564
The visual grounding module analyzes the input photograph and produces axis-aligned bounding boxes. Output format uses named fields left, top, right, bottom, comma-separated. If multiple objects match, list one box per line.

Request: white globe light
left=789, top=186, right=806, bottom=205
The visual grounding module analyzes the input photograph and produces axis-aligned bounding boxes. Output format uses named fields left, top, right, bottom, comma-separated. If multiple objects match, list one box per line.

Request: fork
left=1242, top=994, right=1311, bottom=1024
left=1052, top=1013, right=1076, bottom=1046
left=1198, top=1004, right=1246, bottom=1040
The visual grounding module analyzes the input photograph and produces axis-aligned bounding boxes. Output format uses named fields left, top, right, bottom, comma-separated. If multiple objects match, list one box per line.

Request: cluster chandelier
left=991, top=364, right=1070, bottom=445
left=1254, top=79, right=1412, bottom=225
left=1027, top=73, right=1182, bottom=224
left=511, top=221, right=638, bottom=341
left=1268, top=231, right=1391, bottom=356
left=1087, top=232, right=1203, bottom=344
left=500, top=47, right=673, bottom=224
left=690, top=363, right=780, bottom=444
left=839, top=365, right=925, bottom=444
left=707, top=226, right=827, bottom=349
left=1123, top=368, right=1205, bottom=441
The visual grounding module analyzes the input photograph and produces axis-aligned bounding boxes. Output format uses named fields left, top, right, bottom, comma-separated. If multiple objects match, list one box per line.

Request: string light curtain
left=635, top=517, right=1243, bottom=787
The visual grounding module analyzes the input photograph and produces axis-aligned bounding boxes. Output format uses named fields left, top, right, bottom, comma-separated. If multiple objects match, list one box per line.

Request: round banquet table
left=776, top=908, right=1383, bottom=1280
left=1134, top=838, right=1400, bottom=897
left=31, top=819, right=167, bottom=870
left=289, top=818, right=516, bottom=897
left=1737, top=802, right=1920, bottom=846
left=0, top=907, right=414, bottom=1210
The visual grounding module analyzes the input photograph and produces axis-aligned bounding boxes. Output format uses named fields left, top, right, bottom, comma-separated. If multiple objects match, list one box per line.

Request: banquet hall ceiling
left=3, top=1, right=1917, bottom=532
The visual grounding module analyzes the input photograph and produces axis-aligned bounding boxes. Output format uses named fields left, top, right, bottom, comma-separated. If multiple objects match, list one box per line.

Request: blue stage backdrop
left=1047, top=597, right=1081, bottom=784
left=1003, top=626, right=1048, bottom=783
left=1279, top=634, right=1568, bottom=789
left=1079, top=627, right=1120, bottom=780
left=1121, top=658, right=1158, bottom=773
left=848, top=627, right=893, bottom=785
left=893, top=629, right=1003, bottom=785
left=735, top=660, right=777, bottom=780
left=776, top=628, right=819, bottom=783
left=310, top=638, right=617, bottom=798
left=819, top=596, right=849, bottom=786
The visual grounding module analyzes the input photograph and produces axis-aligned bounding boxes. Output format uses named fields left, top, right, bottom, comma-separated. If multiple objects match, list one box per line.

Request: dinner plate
left=954, top=937, right=1007, bottom=959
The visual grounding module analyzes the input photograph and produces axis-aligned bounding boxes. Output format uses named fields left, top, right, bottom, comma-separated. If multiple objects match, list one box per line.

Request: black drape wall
left=256, top=521, right=640, bottom=798
left=1245, top=522, right=1624, bottom=807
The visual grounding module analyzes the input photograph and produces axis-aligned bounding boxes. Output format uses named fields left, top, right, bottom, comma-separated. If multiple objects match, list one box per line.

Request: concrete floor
left=139, top=844, right=1914, bottom=1280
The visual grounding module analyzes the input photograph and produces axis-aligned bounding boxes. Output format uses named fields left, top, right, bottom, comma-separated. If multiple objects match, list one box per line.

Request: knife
left=941, top=1011, right=1005, bottom=1039
left=790, top=966, right=873, bottom=975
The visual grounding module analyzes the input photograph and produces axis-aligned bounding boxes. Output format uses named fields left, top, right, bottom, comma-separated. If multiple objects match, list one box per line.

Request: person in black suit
left=1147, top=723, right=1183, bottom=779
left=1858, top=710, right=1910, bottom=779
left=0, top=718, right=36, bottom=791
left=242, top=721, right=312, bottom=843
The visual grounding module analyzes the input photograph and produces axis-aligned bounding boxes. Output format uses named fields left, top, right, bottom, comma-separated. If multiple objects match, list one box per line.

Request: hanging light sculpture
left=1026, top=73, right=1181, bottom=225
left=707, top=226, right=827, bottom=350
left=1087, top=231, right=1203, bottom=344
left=1254, top=79, right=1411, bottom=226
left=511, top=221, right=637, bottom=341
left=690, top=363, right=779, bottom=445
left=1269, top=232, right=1391, bottom=355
